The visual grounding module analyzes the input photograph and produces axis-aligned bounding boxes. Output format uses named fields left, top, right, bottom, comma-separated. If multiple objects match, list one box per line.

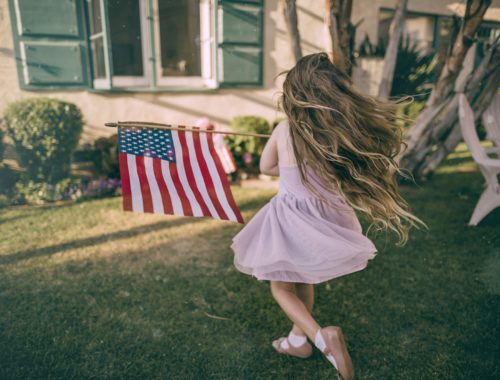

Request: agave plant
left=390, top=34, right=438, bottom=100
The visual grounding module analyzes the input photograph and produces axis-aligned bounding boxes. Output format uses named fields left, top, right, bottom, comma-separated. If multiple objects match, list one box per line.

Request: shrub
left=390, top=35, right=437, bottom=99
left=0, top=164, right=21, bottom=196
left=73, top=142, right=97, bottom=163
left=93, top=134, right=119, bottom=178
left=3, top=97, right=83, bottom=183
left=357, top=34, right=437, bottom=100
left=0, top=194, right=9, bottom=208
left=14, top=178, right=83, bottom=205
left=0, top=123, right=4, bottom=162
left=12, top=177, right=121, bottom=205
left=226, top=116, right=272, bottom=175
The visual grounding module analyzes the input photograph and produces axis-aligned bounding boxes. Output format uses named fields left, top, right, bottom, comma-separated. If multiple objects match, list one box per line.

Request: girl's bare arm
left=259, top=126, right=280, bottom=176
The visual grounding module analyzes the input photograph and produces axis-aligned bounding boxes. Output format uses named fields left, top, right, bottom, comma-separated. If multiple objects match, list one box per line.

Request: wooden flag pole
left=105, top=121, right=272, bottom=138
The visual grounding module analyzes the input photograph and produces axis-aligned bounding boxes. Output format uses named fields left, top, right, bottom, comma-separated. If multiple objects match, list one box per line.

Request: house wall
left=1, top=0, right=499, bottom=145
left=1, top=0, right=298, bottom=144
left=352, top=0, right=500, bottom=48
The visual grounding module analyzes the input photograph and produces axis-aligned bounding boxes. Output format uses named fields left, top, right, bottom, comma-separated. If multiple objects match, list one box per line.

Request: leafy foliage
left=13, top=178, right=83, bottom=205
left=358, top=34, right=386, bottom=57
left=12, top=177, right=121, bottom=205
left=390, top=35, right=438, bottom=99
left=92, top=134, right=120, bottom=179
left=357, top=34, right=438, bottom=99
left=225, top=116, right=272, bottom=175
left=0, top=124, right=4, bottom=162
left=3, top=97, right=83, bottom=183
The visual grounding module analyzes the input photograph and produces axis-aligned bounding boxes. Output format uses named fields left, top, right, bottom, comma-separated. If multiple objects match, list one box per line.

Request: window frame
left=8, top=0, right=264, bottom=91
left=89, top=0, right=152, bottom=89
left=109, top=0, right=151, bottom=87
left=152, top=0, right=217, bottom=89
left=378, top=7, right=500, bottom=55
left=87, top=0, right=217, bottom=90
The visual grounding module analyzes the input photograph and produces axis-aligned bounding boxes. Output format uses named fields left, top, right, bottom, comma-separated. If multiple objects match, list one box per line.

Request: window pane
left=108, top=0, right=143, bottom=76
left=91, top=37, right=106, bottom=79
left=378, top=9, right=393, bottom=49
left=158, top=0, right=201, bottom=77
left=437, top=18, right=454, bottom=61
left=405, top=15, right=434, bottom=53
left=88, top=0, right=102, bottom=35
left=378, top=10, right=435, bottom=53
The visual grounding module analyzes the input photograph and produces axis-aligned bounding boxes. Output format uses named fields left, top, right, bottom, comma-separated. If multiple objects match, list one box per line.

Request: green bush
left=358, top=34, right=437, bottom=100
left=3, top=97, right=83, bottom=183
left=0, top=123, right=5, bottom=162
left=93, top=134, right=119, bottom=178
left=390, top=35, right=437, bottom=99
left=226, top=116, right=272, bottom=175
left=14, top=178, right=82, bottom=205
left=0, top=164, right=21, bottom=196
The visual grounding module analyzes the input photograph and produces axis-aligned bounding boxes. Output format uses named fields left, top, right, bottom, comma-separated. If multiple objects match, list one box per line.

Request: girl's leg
left=270, top=281, right=320, bottom=342
left=291, top=283, right=314, bottom=336
left=271, top=281, right=355, bottom=379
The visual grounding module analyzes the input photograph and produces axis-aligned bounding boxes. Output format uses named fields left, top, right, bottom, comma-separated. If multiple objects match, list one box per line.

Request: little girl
left=230, top=52, right=426, bottom=380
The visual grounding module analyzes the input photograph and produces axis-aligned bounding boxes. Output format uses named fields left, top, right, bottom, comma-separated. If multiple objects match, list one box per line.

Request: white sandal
left=272, top=335, right=313, bottom=359
left=314, top=326, right=355, bottom=380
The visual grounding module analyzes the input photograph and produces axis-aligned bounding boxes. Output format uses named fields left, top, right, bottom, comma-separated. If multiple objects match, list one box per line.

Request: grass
left=0, top=143, right=499, bottom=380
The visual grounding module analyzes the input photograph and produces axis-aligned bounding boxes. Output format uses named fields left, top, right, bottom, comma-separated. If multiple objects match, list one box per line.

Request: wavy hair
left=278, top=52, right=427, bottom=246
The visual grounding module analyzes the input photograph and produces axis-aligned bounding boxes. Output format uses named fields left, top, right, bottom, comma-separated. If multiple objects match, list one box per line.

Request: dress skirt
left=230, top=164, right=378, bottom=284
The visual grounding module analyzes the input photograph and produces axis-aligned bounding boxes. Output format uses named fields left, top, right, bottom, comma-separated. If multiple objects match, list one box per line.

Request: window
left=159, top=1, right=202, bottom=77
left=435, top=17, right=454, bottom=62
left=86, top=0, right=214, bottom=89
left=154, top=0, right=215, bottom=87
left=87, top=0, right=107, bottom=85
left=108, top=0, right=149, bottom=86
left=378, top=8, right=500, bottom=61
left=9, top=0, right=263, bottom=91
left=475, top=21, right=500, bottom=69
left=378, top=9, right=435, bottom=54
left=86, top=0, right=151, bottom=88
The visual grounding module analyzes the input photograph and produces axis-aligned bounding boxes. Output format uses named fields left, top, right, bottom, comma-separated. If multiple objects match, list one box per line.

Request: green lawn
left=1, top=144, right=499, bottom=380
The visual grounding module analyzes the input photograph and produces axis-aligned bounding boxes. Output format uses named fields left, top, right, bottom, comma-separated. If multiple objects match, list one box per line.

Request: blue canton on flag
left=118, top=127, right=176, bottom=162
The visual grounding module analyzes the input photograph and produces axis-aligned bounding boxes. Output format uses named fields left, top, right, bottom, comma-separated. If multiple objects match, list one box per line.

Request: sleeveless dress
left=230, top=163, right=378, bottom=284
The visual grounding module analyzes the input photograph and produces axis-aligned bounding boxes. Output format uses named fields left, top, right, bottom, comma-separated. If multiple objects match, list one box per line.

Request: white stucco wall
left=1, top=0, right=499, bottom=144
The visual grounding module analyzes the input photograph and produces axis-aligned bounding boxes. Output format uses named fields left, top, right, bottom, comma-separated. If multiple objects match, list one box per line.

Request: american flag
left=117, top=125, right=244, bottom=223
left=213, top=133, right=237, bottom=173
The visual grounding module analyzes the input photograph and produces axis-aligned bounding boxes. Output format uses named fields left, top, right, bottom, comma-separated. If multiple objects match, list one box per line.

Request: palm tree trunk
left=378, top=0, right=409, bottom=99
left=282, top=0, right=303, bottom=63
left=400, top=0, right=492, bottom=179
left=326, top=0, right=355, bottom=74
left=417, top=47, right=500, bottom=178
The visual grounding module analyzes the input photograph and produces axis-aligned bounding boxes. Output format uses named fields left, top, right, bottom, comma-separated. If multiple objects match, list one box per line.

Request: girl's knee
left=270, top=281, right=295, bottom=296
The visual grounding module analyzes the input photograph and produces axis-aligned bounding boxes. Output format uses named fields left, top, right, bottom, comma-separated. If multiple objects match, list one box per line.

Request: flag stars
left=118, top=127, right=176, bottom=162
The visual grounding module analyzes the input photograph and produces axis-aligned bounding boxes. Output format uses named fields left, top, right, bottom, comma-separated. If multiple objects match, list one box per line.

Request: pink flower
left=243, top=152, right=252, bottom=164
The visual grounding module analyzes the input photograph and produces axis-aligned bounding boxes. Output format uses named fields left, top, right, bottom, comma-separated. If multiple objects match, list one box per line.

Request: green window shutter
left=217, top=0, right=263, bottom=87
left=8, top=0, right=90, bottom=90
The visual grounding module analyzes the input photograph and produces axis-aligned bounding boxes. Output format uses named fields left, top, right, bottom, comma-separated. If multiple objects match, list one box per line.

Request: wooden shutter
left=216, top=0, right=263, bottom=87
left=8, top=0, right=90, bottom=89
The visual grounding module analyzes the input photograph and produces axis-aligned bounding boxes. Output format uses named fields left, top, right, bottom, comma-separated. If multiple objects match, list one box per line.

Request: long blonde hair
left=278, top=52, right=427, bottom=246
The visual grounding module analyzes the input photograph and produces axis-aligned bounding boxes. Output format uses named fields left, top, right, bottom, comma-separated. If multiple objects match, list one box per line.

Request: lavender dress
left=231, top=163, right=378, bottom=284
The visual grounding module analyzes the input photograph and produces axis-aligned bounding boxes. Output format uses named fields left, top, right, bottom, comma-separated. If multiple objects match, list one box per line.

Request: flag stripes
left=118, top=126, right=243, bottom=223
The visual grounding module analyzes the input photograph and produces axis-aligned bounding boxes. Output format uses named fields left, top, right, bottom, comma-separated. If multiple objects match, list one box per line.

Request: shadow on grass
left=0, top=194, right=273, bottom=266
left=0, top=217, right=205, bottom=265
